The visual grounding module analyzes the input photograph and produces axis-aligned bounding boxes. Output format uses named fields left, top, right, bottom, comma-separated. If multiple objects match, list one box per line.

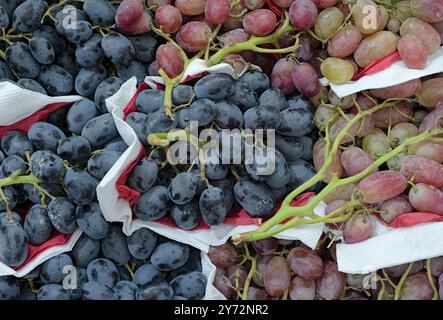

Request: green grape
left=389, top=122, right=419, bottom=147
left=314, top=7, right=344, bottom=40
left=314, top=104, right=336, bottom=130
left=362, top=128, right=392, bottom=159
left=320, top=57, right=355, bottom=85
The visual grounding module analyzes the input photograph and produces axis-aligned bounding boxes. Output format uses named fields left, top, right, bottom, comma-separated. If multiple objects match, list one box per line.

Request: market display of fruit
left=0, top=0, right=442, bottom=301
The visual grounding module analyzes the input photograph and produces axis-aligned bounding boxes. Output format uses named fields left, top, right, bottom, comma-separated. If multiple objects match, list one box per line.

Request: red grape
left=411, top=0, right=443, bottom=23
left=223, top=0, right=246, bottom=30
left=400, top=272, right=434, bottom=300
left=313, top=140, right=344, bottom=182
left=155, top=4, right=182, bottom=34
left=328, top=25, right=362, bottom=58
left=399, top=155, right=443, bottom=187
left=398, top=34, right=428, bottom=69
left=380, top=196, right=413, bottom=223
left=289, top=276, right=316, bottom=300
left=329, top=115, right=361, bottom=144
left=287, top=246, right=324, bottom=279
left=408, top=140, right=443, bottom=163
left=247, top=287, right=268, bottom=300
left=409, top=183, right=443, bottom=215
left=147, top=0, right=172, bottom=6
left=148, top=60, right=159, bottom=76
left=400, top=17, right=441, bottom=55
left=222, top=54, right=248, bottom=74
left=291, top=62, right=320, bottom=98
left=205, top=0, right=230, bottom=24
left=271, top=58, right=298, bottom=95
left=252, top=238, right=279, bottom=255
left=354, top=31, right=398, bottom=68
left=244, top=0, right=266, bottom=10
left=176, top=0, right=206, bottom=15
left=419, top=104, right=443, bottom=132
left=227, top=265, right=248, bottom=290
left=358, top=171, right=407, bottom=204
left=219, top=28, right=250, bottom=47
left=312, top=0, right=337, bottom=8
left=325, top=199, right=347, bottom=229
left=208, top=243, right=238, bottom=268
left=370, top=79, right=422, bottom=100
left=374, top=102, right=413, bottom=129
left=385, top=261, right=424, bottom=277
left=317, top=261, right=345, bottom=300
left=430, top=257, right=443, bottom=277
left=297, top=34, right=317, bottom=62
left=213, top=274, right=234, bottom=299
left=440, top=273, right=443, bottom=299
left=176, top=21, right=212, bottom=52
left=253, top=255, right=272, bottom=287
left=343, top=215, right=374, bottom=244
left=243, top=9, right=277, bottom=36
left=264, top=257, right=291, bottom=297
left=289, top=0, right=318, bottom=30
left=341, top=147, right=376, bottom=177
left=156, top=44, right=184, bottom=78
left=116, top=0, right=152, bottom=35
left=324, top=183, right=357, bottom=204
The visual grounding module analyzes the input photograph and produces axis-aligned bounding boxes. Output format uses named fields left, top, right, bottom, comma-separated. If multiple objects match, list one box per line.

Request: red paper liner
left=352, top=51, right=401, bottom=81
left=375, top=212, right=443, bottom=229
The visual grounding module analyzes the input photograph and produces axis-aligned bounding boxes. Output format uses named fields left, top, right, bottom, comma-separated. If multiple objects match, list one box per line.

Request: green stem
left=394, top=263, right=413, bottom=300
left=425, top=258, right=440, bottom=300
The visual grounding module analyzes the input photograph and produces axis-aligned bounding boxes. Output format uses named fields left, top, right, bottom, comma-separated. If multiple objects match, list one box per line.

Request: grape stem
left=425, top=258, right=440, bottom=300
left=232, top=97, right=443, bottom=243
left=240, top=244, right=257, bottom=300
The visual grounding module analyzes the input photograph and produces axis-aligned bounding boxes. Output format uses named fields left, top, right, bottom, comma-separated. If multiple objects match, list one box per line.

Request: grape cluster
left=209, top=239, right=443, bottom=300
left=125, top=70, right=318, bottom=229
left=0, top=223, right=207, bottom=300
left=0, top=99, right=126, bottom=267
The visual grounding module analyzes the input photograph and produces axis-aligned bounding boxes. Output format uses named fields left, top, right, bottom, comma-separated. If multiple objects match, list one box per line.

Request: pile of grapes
left=125, top=70, right=318, bottom=228
left=0, top=225, right=207, bottom=300
left=209, top=239, right=443, bottom=300
left=0, top=0, right=442, bottom=301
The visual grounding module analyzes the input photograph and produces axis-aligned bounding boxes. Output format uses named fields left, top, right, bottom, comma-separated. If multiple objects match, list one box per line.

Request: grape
left=400, top=273, right=433, bottom=300
left=82, top=282, right=116, bottom=300
left=313, top=0, right=337, bottom=8
left=1, top=155, right=27, bottom=176
left=264, top=256, right=291, bottom=297
left=417, top=78, right=443, bottom=108
left=430, top=257, right=443, bottom=277
left=362, top=128, right=391, bottom=159
left=194, top=73, right=235, bottom=100
left=213, top=275, right=233, bottom=299
left=341, top=147, right=376, bottom=177
left=0, top=186, right=17, bottom=212
left=143, top=110, right=178, bottom=134
left=177, top=21, right=212, bottom=52
left=0, top=6, right=9, bottom=28
left=28, top=37, right=55, bottom=65
left=275, top=135, right=304, bottom=161
left=167, top=172, right=197, bottom=205
left=127, top=228, right=157, bottom=260
left=390, top=123, right=419, bottom=147
left=234, top=180, right=276, bottom=217
left=70, top=234, right=100, bottom=267
left=1, top=131, right=33, bottom=159
left=112, top=281, right=136, bottom=300
left=0, top=60, right=12, bottom=80
left=313, top=104, right=335, bottom=131
left=23, top=183, right=63, bottom=205
left=411, top=0, right=443, bottom=23
left=229, top=81, right=258, bottom=111
left=117, top=59, right=149, bottom=83
left=343, top=215, right=374, bottom=244
left=106, top=138, right=128, bottom=153
left=324, top=183, right=357, bottom=204
left=270, top=58, right=297, bottom=95
left=400, top=17, right=441, bottom=55
left=409, top=140, right=443, bottom=163
left=327, top=25, right=361, bottom=58
left=6, top=42, right=40, bottom=78
left=244, top=0, right=266, bottom=9
left=317, top=261, right=345, bottom=300
left=57, top=136, right=92, bottom=164
left=34, top=25, right=66, bottom=54
left=151, top=241, right=190, bottom=271
left=375, top=103, right=413, bottom=130
left=87, top=151, right=121, bottom=180
left=175, top=0, right=206, bottom=15
left=199, top=187, right=227, bottom=226
left=243, top=9, right=277, bottom=36
left=132, top=264, right=161, bottom=286
left=313, top=140, right=344, bottom=182
left=28, top=122, right=66, bottom=152
left=409, top=183, right=443, bottom=215
left=171, top=271, right=207, bottom=300
left=252, top=239, right=278, bottom=256
left=238, top=70, right=270, bottom=96
left=136, top=281, right=173, bottom=300
left=115, top=0, right=151, bottom=35
left=12, top=0, right=46, bottom=32
left=223, top=0, right=245, bottom=30
left=81, top=113, right=119, bottom=148
left=0, top=276, right=20, bottom=300
left=16, top=78, right=45, bottom=95
left=358, top=171, right=407, bottom=204
left=170, top=201, right=201, bottom=230
left=24, top=204, right=53, bottom=246
left=287, top=246, right=323, bottom=279
left=380, top=196, right=413, bottom=223
left=153, top=6, right=181, bottom=35
left=354, top=31, right=398, bottom=68
left=86, top=258, right=120, bottom=288
left=29, top=150, right=64, bottom=183
left=0, top=221, right=28, bottom=267
left=289, top=277, right=316, bottom=300
left=47, top=198, right=77, bottom=234
left=352, top=0, right=384, bottom=35
left=259, top=88, right=288, bottom=111
left=227, top=265, right=248, bottom=290
left=208, top=243, right=237, bottom=268
left=156, top=44, right=184, bottom=79
left=66, top=99, right=100, bottom=135
left=64, top=21, right=93, bottom=44
left=325, top=199, right=347, bottom=229
left=135, top=89, right=164, bottom=115
left=76, top=202, right=110, bottom=240
left=398, top=34, right=428, bottom=69
left=37, top=284, right=70, bottom=300
left=128, top=159, right=158, bottom=193
left=205, top=0, right=230, bottom=24
left=314, top=7, right=344, bottom=40
left=54, top=51, right=79, bottom=78
left=213, top=100, right=243, bottom=129
left=129, top=33, right=157, bottom=63
left=39, top=254, right=73, bottom=284
left=287, top=159, right=322, bottom=191
left=219, top=28, right=250, bottom=47
left=64, top=168, right=97, bottom=206
left=289, top=0, right=318, bottom=30
left=100, top=224, right=131, bottom=266
left=134, top=186, right=171, bottom=221
left=291, top=62, right=320, bottom=98
left=75, top=65, right=107, bottom=98
left=94, top=77, right=124, bottom=113
left=187, top=98, right=216, bottom=126
left=171, top=85, right=194, bottom=106
left=321, top=57, right=354, bottom=85
left=400, top=155, right=443, bottom=187
left=244, top=105, right=282, bottom=130
left=252, top=255, right=272, bottom=287
left=101, top=32, right=135, bottom=67
left=83, top=0, right=116, bottom=26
